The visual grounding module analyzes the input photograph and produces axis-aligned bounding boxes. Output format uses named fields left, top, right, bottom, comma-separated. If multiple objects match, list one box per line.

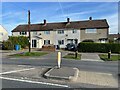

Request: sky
left=1, top=1, right=119, bottom=35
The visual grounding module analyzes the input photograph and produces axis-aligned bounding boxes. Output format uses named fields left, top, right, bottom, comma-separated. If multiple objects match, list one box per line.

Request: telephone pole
left=28, top=10, right=31, bottom=52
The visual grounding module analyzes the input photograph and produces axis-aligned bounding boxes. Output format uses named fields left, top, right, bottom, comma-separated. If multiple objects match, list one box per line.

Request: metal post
left=75, top=50, right=78, bottom=58
left=28, top=10, right=31, bottom=52
left=57, top=52, right=61, bottom=69
left=108, top=50, right=111, bottom=59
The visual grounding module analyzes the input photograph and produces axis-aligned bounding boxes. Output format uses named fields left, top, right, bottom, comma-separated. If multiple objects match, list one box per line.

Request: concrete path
left=39, top=50, right=69, bottom=59
left=81, top=53, right=103, bottom=62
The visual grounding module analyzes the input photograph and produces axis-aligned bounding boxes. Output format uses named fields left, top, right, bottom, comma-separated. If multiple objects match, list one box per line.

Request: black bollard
left=75, top=51, right=78, bottom=58
left=108, top=50, right=111, bottom=59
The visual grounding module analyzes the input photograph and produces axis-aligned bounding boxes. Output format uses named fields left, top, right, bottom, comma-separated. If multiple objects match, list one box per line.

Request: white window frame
left=20, top=31, right=27, bottom=35
left=33, top=32, right=37, bottom=35
left=58, top=40, right=64, bottom=45
left=72, top=30, right=77, bottom=33
left=58, top=30, right=64, bottom=34
left=86, top=29, right=97, bottom=33
left=44, top=31, right=50, bottom=34
left=44, top=40, right=50, bottom=45
left=0, top=33, right=3, bottom=36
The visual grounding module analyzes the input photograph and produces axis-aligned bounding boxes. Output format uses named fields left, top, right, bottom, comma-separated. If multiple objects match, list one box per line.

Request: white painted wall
left=54, top=29, right=80, bottom=48
left=12, top=29, right=81, bottom=48
left=0, top=25, right=8, bottom=42
left=12, top=32, right=29, bottom=37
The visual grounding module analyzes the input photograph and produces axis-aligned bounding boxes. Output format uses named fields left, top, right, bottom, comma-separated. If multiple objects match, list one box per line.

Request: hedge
left=9, top=36, right=29, bottom=48
left=2, top=36, right=29, bottom=50
left=2, top=40, right=14, bottom=50
left=77, top=42, right=120, bottom=53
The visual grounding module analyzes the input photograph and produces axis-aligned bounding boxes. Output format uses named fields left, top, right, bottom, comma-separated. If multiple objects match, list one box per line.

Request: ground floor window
left=44, top=40, right=50, bottom=45
left=32, top=39, right=37, bottom=48
left=58, top=40, right=64, bottom=45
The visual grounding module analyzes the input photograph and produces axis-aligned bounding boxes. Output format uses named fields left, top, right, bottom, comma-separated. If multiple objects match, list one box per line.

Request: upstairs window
left=86, top=29, right=97, bottom=33
left=72, top=30, right=77, bottom=33
left=44, top=31, right=50, bottom=34
left=0, top=33, right=3, bottom=36
left=58, top=30, right=64, bottom=34
left=20, top=31, right=27, bottom=35
left=33, top=32, right=37, bottom=35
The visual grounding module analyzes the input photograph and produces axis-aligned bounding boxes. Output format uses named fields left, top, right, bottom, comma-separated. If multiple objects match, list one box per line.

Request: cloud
left=1, top=2, right=118, bottom=35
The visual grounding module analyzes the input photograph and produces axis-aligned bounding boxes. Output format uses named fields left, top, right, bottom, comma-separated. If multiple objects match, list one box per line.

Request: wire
left=9, top=2, right=28, bottom=12
left=58, top=0, right=67, bottom=18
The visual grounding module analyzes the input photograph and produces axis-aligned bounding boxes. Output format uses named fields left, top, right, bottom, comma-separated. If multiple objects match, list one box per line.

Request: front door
left=32, top=39, right=37, bottom=48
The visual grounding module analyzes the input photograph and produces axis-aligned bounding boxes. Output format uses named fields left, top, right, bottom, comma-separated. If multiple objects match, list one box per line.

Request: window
left=33, top=32, right=37, bottom=35
left=72, top=30, right=77, bottom=33
left=20, top=31, right=27, bottom=35
left=86, top=29, right=97, bottom=33
left=44, top=31, right=50, bottom=34
left=58, top=40, right=64, bottom=45
left=0, top=33, right=3, bottom=36
left=58, top=30, right=64, bottom=34
left=44, top=40, right=50, bottom=45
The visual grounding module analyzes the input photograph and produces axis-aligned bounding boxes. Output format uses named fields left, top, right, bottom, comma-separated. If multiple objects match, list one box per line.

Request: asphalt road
left=2, top=57, right=118, bottom=74
left=2, top=79, right=63, bottom=88
left=1, top=51, right=119, bottom=89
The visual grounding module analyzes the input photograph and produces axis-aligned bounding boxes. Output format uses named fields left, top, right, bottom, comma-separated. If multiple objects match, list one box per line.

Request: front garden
left=63, top=53, right=81, bottom=60
left=99, top=54, right=120, bottom=61
left=9, top=52, right=48, bottom=57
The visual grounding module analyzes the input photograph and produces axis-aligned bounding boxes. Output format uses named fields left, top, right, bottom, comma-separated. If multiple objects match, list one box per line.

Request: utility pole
left=28, top=10, right=31, bottom=52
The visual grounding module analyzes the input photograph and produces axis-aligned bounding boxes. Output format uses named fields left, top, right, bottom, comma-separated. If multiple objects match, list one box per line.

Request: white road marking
left=97, top=72, right=112, bottom=75
left=0, top=68, right=35, bottom=75
left=0, top=76, right=69, bottom=88
left=81, top=59, right=104, bottom=62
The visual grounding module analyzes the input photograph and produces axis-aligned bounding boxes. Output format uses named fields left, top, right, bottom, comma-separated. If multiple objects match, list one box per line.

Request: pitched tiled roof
left=109, top=34, right=120, bottom=38
left=12, top=19, right=109, bottom=32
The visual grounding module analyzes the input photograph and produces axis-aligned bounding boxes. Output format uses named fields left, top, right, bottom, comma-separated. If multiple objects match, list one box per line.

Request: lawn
left=10, top=52, right=48, bottom=57
left=63, top=53, right=81, bottom=60
left=99, top=54, right=120, bottom=61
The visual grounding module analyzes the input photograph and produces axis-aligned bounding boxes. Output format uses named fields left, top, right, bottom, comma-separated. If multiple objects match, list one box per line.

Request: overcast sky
left=1, top=2, right=118, bottom=35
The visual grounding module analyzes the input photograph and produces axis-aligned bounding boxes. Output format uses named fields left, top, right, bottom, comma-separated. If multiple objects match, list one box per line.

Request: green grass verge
left=10, top=52, right=48, bottom=57
left=63, top=53, right=81, bottom=60
left=99, top=54, right=120, bottom=61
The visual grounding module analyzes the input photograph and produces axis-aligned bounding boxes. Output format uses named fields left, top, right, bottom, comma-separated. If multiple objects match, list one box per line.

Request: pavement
left=81, top=53, right=104, bottom=62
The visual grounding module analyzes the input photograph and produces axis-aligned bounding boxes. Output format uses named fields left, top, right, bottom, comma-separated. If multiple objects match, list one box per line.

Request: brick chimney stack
left=67, top=18, right=70, bottom=23
left=44, top=19, right=47, bottom=26
left=89, top=17, right=92, bottom=20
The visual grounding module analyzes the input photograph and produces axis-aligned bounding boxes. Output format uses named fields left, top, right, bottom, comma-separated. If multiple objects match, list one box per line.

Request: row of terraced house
left=12, top=17, right=109, bottom=49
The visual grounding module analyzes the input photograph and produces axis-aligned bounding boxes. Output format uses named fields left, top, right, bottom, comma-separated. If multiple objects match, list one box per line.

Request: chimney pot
left=67, top=18, right=70, bottom=23
left=44, top=19, right=46, bottom=25
left=89, top=17, right=92, bottom=20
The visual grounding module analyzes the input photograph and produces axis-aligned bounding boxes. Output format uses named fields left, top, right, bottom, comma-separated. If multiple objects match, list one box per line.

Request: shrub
left=8, top=36, right=29, bottom=48
left=77, top=42, right=120, bottom=53
left=2, top=36, right=29, bottom=50
left=2, top=40, right=14, bottom=50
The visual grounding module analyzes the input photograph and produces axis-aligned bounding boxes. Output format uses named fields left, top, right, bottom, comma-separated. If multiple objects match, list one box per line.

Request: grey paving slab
left=81, top=53, right=103, bottom=62
left=44, top=67, right=79, bottom=81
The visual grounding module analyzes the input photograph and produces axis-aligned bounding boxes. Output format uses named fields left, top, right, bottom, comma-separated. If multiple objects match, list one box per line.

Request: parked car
left=65, top=43, right=77, bottom=51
